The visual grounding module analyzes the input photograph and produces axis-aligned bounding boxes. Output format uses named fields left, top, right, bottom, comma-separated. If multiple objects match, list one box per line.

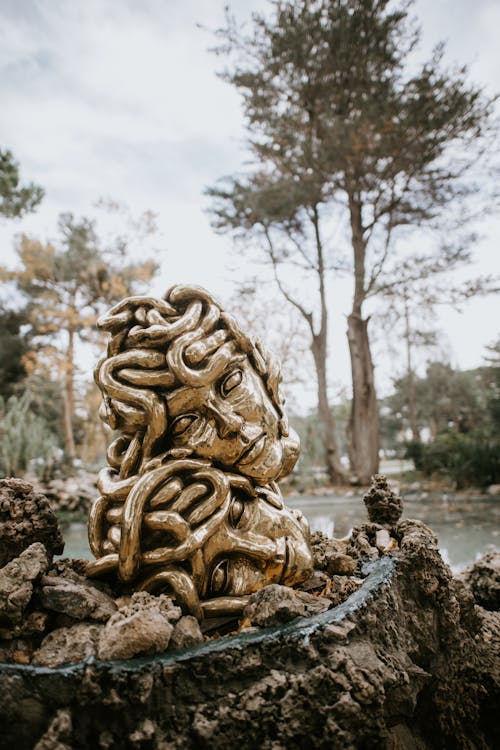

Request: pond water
left=60, top=492, right=499, bottom=574
left=287, top=492, right=500, bottom=572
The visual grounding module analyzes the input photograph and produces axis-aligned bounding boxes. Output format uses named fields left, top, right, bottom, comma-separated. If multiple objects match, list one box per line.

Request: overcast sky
left=1, top=0, right=499, bottom=408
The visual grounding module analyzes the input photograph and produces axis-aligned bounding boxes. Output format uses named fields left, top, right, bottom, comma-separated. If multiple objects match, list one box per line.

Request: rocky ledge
left=0, top=475, right=498, bottom=749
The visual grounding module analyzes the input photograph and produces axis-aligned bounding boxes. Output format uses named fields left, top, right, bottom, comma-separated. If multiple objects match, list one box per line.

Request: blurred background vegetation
left=0, top=0, right=499, bottom=494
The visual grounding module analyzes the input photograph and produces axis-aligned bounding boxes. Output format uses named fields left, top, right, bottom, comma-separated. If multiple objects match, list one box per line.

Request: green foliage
left=406, top=431, right=500, bottom=489
left=208, top=0, right=497, bottom=482
left=0, top=391, right=60, bottom=478
left=292, top=413, right=327, bottom=474
left=209, top=0, right=494, bottom=257
left=18, top=373, right=65, bottom=444
left=378, top=404, right=407, bottom=458
left=0, top=306, right=30, bottom=399
left=482, top=338, right=500, bottom=429
left=4, top=212, right=159, bottom=345
left=0, top=148, right=44, bottom=218
left=0, top=210, right=159, bottom=457
left=403, top=354, right=500, bottom=488
left=387, top=362, right=489, bottom=438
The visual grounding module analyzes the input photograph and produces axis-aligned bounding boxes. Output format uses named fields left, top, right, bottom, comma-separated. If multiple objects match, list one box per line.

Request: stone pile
left=0, top=475, right=407, bottom=667
left=0, top=476, right=499, bottom=749
left=0, top=545, right=207, bottom=666
left=0, top=478, right=205, bottom=666
left=1, top=473, right=497, bottom=674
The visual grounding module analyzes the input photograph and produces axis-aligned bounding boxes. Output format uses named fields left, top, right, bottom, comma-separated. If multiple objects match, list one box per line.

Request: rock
left=297, top=570, right=358, bottom=611
left=396, top=519, right=439, bottom=553
left=0, top=637, right=34, bottom=664
left=0, top=479, right=64, bottom=566
left=327, top=553, right=357, bottom=575
left=96, top=592, right=179, bottom=660
left=310, top=531, right=356, bottom=575
left=0, top=610, right=49, bottom=640
left=299, top=570, right=330, bottom=592
left=98, top=609, right=173, bottom=660
left=39, top=576, right=117, bottom=621
left=128, top=718, right=158, bottom=747
left=0, top=543, right=49, bottom=625
left=48, top=558, right=90, bottom=579
left=324, top=575, right=364, bottom=607
left=459, top=552, right=500, bottom=611
left=170, top=615, right=204, bottom=650
left=32, top=623, right=103, bottom=667
left=487, top=484, right=500, bottom=496
left=1, top=511, right=499, bottom=749
left=375, top=528, right=398, bottom=554
left=114, top=591, right=182, bottom=623
left=33, top=708, right=73, bottom=750
left=295, top=590, right=331, bottom=615
left=145, top=592, right=182, bottom=623
left=346, top=525, right=380, bottom=561
left=310, top=530, right=344, bottom=568
left=244, top=584, right=309, bottom=627
left=363, top=474, right=403, bottom=526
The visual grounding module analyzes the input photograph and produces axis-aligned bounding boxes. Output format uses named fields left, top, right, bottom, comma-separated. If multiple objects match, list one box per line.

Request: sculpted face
left=165, top=357, right=300, bottom=484
left=201, top=491, right=312, bottom=600
left=88, top=285, right=313, bottom=622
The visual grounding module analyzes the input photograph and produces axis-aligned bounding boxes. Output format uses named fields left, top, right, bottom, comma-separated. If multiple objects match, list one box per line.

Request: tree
left=376, top=258, right=498, bottom=443
left=0, top=212, right=158, bottom=458
left=207, top=0, right=496, bottom=484
left=388, top=361, right=482, bottom=439
left=226, top=282, right=312, bottom=411
left=479, top=338, right=500, bottom=434
left=0, top=390, right=59, bottom=478
left=209, top=175, right=349, bottom=482
left=0, top=306, right=31, bottom=399
left=0, top=148, right=44, bottom=218
left=397, top=357, right=500, bottom=488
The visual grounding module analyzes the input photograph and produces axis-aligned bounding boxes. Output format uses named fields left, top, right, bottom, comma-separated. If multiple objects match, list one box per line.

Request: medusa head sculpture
left=87, top=285, right=312, bottom=621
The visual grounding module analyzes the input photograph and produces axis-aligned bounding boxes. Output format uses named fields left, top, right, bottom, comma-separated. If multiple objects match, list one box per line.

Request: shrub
left=0, top=391, right=60, bottom=478
left=405, top=431, right=500, bottom=489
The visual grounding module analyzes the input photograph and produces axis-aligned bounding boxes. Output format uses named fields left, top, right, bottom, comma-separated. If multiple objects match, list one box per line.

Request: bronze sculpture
left=87, top=285, right=313, bottom=621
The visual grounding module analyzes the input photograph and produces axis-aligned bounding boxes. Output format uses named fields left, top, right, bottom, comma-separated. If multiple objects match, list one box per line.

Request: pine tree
left=207, top=0, right=496, bottom=483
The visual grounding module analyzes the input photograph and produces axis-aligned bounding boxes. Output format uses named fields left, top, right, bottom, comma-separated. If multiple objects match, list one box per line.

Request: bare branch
left=262, top=226, right=315, bottom=335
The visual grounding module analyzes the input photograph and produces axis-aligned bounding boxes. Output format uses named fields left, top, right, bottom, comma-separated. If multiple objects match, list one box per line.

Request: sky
left=0, top=0, right=499, bottom=411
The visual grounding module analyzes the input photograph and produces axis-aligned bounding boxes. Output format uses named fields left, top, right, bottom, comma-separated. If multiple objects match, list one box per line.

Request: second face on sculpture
left=164, top=355, right=300, bottom=485
left=200, top=489, right=312, bottom=601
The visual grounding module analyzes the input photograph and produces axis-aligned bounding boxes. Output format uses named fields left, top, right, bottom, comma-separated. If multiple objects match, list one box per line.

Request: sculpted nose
left=207, top=398, right=243, bottom=439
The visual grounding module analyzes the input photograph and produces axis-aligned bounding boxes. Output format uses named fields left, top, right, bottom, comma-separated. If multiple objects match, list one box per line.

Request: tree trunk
left=310, top=205, right=349, bottom=485
left=311, top=335, right=349, bottom=485
left=263, top=206, right=349, bottom=485
left=63, top=325, right=76, bottom=459
left=347, top=313, right=379, bottom=483
left=347, top=191, right=379, bottom=484
left=403, top=296, right=419, bottom=442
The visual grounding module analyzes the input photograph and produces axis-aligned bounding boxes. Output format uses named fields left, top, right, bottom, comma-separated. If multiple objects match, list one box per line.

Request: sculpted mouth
left=237, top=433, right=266, bottom=467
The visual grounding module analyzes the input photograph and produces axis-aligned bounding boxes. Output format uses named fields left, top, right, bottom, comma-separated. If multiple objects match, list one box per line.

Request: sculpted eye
left=220, top=369, right=243, bottom=398
left=229, top=497, right=245, bottom=528
left=210, top=559, right=229, bottom=596
left=170, top=413, right=198, bottom=437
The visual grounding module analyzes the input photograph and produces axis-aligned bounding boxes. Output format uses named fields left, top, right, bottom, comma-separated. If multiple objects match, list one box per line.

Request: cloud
left=0, top=0, right=498, bottom=398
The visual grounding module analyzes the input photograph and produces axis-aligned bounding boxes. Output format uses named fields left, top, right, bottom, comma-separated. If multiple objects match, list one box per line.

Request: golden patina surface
left=87, top=285, right=312, bottom=620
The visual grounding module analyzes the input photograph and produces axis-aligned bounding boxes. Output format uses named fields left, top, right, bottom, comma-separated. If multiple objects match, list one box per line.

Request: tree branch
left=262, top=226, right=315, bottom=336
